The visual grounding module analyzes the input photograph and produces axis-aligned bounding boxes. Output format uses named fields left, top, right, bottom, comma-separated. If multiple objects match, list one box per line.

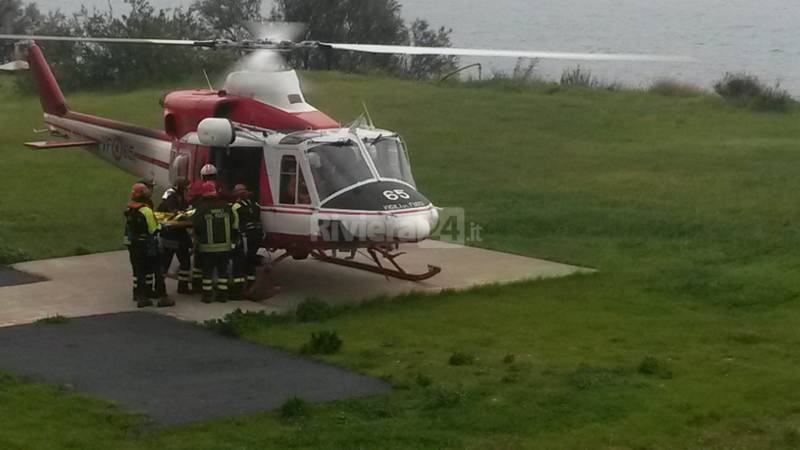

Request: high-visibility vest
left=233, top=199, right=262, bottom=232
left=192, top=199, right=236, bottom=253
left=124, top=206, right=157, bottom=245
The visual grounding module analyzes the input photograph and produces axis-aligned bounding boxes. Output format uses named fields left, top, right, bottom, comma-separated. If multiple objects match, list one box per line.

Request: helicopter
left=0, top=28, right=691, bottom=284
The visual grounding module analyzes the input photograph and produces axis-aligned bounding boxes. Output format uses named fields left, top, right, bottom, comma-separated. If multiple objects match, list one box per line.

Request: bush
left=637, top=356, right=673, bottom=379
left=0, top=245, right=28, bottom=264
left=295, top=298, right=334, bottom=323
left=426, top=387, right=465, bottom=409
left=301, top=331, right=343, bottom=355
left=649, top=79, right=704, bottom=97
left=35, top=315, right=69, bottom=324
left=415, top=374, right=433, bottom=388
left=280, top=396, right=308, bottom=420
left=560, top=66, right=622, bottom=91
left=561, top=66, right=595, bottom=87
left=713, top=72, right=794, bottom=112
left=203, top=309, right=289, bottom=337
left=448, top=352, right=476, bottom=366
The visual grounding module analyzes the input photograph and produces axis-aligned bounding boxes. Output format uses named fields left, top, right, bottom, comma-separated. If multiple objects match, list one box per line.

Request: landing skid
left=311, top=246, right=441, bottom=282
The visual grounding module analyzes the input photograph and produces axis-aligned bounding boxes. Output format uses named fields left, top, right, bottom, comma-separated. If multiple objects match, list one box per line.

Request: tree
left=192, top=0, right=262, bottom=40
left=401, top=19, right=458, bottom=79
left=271, top=0, right=456, bottom=78
left=13, top=0, right=222, bottom=90
left=0, top=0, right=41, bottom=60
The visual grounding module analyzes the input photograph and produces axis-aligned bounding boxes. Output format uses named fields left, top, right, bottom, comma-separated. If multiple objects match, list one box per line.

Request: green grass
left=3, top=72, right=800, bottom=448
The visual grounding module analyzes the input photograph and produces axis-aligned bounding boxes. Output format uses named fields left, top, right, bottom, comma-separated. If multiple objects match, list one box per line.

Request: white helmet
left=200, top=164, right=218, bottom=177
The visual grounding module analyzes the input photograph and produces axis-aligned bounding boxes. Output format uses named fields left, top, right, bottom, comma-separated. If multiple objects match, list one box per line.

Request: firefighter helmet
left=233, top=184, right=252, bottom=199
left=200, top=164, right=218, bottom=178
left=130, top=183, right=151, bottom=202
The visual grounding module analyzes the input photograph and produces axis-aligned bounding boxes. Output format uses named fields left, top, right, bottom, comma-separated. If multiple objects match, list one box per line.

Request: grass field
left=2, top=72, right=800, bottom=449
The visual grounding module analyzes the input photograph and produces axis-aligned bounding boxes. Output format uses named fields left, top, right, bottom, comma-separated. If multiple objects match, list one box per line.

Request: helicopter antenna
left=202, top=69, right=214, bottom=90
left=361, top=101, right=375, bottom=129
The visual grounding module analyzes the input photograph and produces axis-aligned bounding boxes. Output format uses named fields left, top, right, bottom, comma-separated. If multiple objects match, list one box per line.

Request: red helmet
left=233, top=184, right=252, bottom=199
left=130, top=183, right=151, bottom=201
left=200, top=181, right=219, bottom=198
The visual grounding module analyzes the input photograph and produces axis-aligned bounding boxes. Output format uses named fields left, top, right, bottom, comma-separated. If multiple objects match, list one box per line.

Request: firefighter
left=189, top=164, right=220, bottom=291
left=124, top=183, right=174, bottom=308
left=192, top=181, right=238, bottom=303
left=158, top=177, right=192, bottom=294
left=230, top=184, right=262, bottom=297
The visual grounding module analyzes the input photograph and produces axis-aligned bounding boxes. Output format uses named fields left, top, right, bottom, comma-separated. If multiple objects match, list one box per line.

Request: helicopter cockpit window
left=307, top=142, right=374, bottom=201
left=367, top=137, right=416, bottom=187
left=279, top=155, right=311, bottom=205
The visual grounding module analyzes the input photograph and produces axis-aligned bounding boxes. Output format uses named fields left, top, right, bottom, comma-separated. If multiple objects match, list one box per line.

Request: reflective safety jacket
left=124, top=205, right=158, bottom=246
left=232, top=198, right=262, bottom=233
left=192, top=198, right=239, bottom=253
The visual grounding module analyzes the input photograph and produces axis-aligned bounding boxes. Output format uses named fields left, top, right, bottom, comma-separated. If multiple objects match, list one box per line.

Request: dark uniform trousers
left=128, top=242, right=151, bottom=300
left=200, top=251, right=230, bottom=302
left=161, top=231, right=193, bottom=293
left=244, top=230, right=263, bottom=285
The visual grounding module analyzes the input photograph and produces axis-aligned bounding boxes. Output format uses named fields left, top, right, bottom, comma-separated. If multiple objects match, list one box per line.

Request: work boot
left=156, top=296, right=175, bottom=308
left=215, top=290, right=228, bottom=303
left=136, top=297, right=153, bottom=308
left=177, top=281, right=192, bottom=295
left=201, top=291, right=214, bottom=304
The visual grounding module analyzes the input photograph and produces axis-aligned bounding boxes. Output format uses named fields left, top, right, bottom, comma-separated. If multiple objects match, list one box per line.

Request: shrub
left=637, top=356, right=673, bottom=379
left=280, top=396, right=308, bottom=420
left=713, top=72, right=794, bottom=112
left=0, top=245, right=28, bottom=264
left=295, top=298, right=334, bottom=323
left=426, top=387, right=465, bottom=409
left=415, top=374, right=433, bottom=388
left=203, top=309, right=289, bottom=337
left=35, top=315, right=69, bottom=325
left=567, top=365, right=628, bottom=390
left=560, top=66, right=622, bottom=91
left=561, top=66, right=594, bottom=87
left=649, top=79, right=704, bottom=97
left=448, top=352, right=476, bottom=366
left=301, top=331, right=343, bottom=355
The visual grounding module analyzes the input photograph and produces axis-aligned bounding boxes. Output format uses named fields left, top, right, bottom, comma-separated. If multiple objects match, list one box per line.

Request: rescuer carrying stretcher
left=124, top=183, right=175, bottom=308
left=231, top=184, right=262, bottom=297
left=192, top=181, right=239, bottom=303
left=158, top=177, right=193, bottom=294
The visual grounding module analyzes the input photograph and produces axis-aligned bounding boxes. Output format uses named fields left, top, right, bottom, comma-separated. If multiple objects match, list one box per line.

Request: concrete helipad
left=0, top=242, right=590, bottom=327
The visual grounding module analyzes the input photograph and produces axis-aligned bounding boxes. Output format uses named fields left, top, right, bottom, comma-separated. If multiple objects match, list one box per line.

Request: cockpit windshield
left=307, top=141, right=374, bottom=201
left=366, top=137, right=416, bottom=187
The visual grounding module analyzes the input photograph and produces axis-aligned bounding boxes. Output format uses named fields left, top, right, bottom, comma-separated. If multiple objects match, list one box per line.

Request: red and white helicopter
left=0, top=28, right=690, bottom=283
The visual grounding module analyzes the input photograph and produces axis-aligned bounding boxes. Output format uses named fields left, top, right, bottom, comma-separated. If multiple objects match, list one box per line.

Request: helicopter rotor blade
left=316, top=42, right=696, bottom=63
left=0, top=33, right=696, bottom=63
left=0, top=33, right=211, bottom=47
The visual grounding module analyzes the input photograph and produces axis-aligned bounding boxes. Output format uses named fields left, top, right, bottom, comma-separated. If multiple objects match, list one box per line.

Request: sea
left=29, top=0, right=800, bottom=94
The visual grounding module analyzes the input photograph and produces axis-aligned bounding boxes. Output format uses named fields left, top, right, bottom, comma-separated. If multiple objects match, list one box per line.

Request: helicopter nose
left=387, top=214, right=432, bottom=242
left=334, top=208, right=438, bottom=243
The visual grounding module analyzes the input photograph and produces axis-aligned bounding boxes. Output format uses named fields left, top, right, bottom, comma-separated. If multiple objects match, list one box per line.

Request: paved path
left=1, top=242, right=591, bottom=327
left=0, top=312, right=390, bottom=425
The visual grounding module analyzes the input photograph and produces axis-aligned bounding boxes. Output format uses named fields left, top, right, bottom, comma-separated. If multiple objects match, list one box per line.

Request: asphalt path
left=0, top=266, right=44, bottom=288
left=0, top=312, right=390, bottom=426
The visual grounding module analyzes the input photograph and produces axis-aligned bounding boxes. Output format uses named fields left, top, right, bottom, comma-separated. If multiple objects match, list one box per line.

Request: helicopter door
left=209, top=146, right=263, bottom=199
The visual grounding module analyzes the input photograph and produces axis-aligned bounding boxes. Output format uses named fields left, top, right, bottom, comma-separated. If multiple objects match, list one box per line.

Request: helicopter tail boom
left=25, top=43, right=68, bottom=117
